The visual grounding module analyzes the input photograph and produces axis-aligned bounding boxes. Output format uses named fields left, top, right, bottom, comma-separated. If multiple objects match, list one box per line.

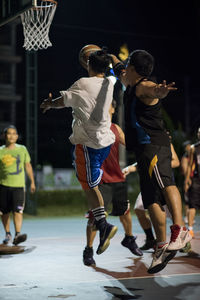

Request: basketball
left=79, top=44, right=101, bottom=70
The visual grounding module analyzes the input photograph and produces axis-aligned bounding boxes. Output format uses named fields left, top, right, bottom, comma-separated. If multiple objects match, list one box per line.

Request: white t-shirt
left=60, top=76, right=115, bottom=149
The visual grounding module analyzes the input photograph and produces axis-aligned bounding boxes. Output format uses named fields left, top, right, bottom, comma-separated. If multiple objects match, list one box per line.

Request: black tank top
left=124, top=79, right=170, bottom=151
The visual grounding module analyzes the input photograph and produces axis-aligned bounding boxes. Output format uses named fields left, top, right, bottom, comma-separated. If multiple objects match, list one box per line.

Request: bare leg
left=13, top=212, right=23, bottom=233
left=135, top=209, right=152, bottom=230
left=85, top=186, right=104, bottom=209
left=1, top=213, right=10, bottom=233
left=188, top=208, right=196, bottom=227
left=163, top=185, right=183, bottom=225
left=148, top=203, right=166, bottom=243
left=86, top=222, right=97, bottom=248
left=184, top=204, right=189, bottom=221
left=119, top=211, right=132, bottom=236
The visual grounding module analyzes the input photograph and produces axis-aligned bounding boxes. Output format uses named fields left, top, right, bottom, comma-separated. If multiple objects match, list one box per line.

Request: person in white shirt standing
left=40, top=49, right=117, bottom=255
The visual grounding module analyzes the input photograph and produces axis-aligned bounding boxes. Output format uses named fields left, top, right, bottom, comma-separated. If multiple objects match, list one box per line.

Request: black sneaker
left=83, top=247, right=96, bottom=266
left=140, top=239, right=157, bottom=250
left=121, top=235, right=143, bottom=256
left=96, top=222, right=118, bottom=255
left=13, top=234, right=27, bottom=245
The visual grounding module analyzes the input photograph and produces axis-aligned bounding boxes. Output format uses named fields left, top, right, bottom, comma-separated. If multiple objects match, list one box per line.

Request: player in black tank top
left=111, top=49, right=192, bottom=274
left=124, top=78, right=169, bottom=151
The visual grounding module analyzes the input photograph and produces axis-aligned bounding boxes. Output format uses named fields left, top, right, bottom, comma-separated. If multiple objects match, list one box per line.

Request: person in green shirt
left=0, top=125, right=36, bottom=245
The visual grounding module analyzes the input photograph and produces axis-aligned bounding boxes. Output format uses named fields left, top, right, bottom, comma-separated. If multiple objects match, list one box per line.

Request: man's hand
left=122, top=166, right=131, bottom=178
left=184, top=178, right=192, bottom=193
left=30, top=182, right=36, bottom=193
left=154, top=80, right=177, bottom=99
left=40, top=93, right=53, bottom=113
left=122, top=163, right=137, bottom=178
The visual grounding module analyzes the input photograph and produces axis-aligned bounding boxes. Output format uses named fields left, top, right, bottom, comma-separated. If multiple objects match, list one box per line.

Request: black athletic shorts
left=188, top=178, right=200, bottom=209
left=99, top=181, right=129, bottom=216
left=135, top=144, right=175, bottom=209
left=0, top=184, right=25, bottom=214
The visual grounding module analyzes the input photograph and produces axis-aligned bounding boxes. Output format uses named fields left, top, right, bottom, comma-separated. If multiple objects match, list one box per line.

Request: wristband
left=113, top=62, right=125, bottom=77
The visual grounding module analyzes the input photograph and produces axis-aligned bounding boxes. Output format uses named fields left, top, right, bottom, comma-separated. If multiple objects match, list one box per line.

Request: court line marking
left=0, top=273, right=200, bottom=289
left=115, top=272, right=200, bottom=280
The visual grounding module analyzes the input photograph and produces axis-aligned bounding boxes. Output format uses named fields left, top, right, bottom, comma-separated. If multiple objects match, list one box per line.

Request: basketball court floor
left=0, top=216, right=200, bottom=300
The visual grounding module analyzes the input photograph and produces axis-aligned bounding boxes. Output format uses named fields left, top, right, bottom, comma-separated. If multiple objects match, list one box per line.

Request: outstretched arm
left=137, top=80, right=177, bottom=106
left=40, top=93, right=65, bottom=113
left=150, top=80, right=177, bottom=99
left=111, top=54, right=127, bottom=86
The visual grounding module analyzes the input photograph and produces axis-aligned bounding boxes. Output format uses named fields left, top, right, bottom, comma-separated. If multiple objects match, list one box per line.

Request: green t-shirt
left=0, top=144, right=30, bottom=187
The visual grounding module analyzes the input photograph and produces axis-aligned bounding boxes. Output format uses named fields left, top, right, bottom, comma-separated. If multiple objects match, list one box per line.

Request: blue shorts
left=72, top=144, right=111, bottom=190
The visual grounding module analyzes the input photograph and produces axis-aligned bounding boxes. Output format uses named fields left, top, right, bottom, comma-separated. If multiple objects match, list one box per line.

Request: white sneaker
left=3, top=233, right=12, bottom=245
left=167, top=225, right=192, bottom=251
left=148, top=243, right=177, bottom=274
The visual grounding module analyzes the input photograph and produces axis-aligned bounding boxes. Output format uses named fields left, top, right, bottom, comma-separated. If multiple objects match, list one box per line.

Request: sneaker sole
left=147, top=250, right=177, bottom=274
left=83, top=260, right=96, bottom=267
left=96, top=226, right=118, bottom=255
left=179, top=242, right=192, bottom=253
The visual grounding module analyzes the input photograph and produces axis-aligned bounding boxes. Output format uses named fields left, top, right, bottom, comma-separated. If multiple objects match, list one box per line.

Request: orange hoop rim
left=40, top=0, right=57, bottom=5
left=41, top=0, right=58, bottom=5
left=31, top=0, right=57, bottom=10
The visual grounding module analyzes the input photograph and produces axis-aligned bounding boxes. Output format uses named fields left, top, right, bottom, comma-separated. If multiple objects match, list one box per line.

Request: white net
left=20, top=0, right=57, bottom=51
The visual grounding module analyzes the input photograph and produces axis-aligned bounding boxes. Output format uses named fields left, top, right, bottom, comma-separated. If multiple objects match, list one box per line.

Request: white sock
left=92, top=206, right=105, bottom=221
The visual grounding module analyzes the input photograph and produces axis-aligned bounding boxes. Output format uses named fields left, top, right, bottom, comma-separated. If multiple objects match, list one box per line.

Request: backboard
left=0, top=0, right=36, bottom=27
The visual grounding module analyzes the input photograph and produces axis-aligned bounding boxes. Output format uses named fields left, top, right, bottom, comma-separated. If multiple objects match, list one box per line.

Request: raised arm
left=111, top=54, right=127, bottom=86
left=40, top=93, right=65, bottom=113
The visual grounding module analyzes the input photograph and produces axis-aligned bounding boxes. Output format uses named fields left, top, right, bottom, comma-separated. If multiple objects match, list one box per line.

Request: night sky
left=15, top=0, right=200, bottom=167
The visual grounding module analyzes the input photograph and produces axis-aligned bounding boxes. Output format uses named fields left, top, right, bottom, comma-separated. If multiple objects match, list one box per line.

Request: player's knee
left=135, top=208, right=145, bottom=217
left=0, top=209, right=10, bottom=215
left=113, top=204, right=130, bottom=216
left=14, top=206, right=24, bottom=214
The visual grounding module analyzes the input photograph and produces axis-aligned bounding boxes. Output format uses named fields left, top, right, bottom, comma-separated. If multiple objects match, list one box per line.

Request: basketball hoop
left=20, top=0, right=57, bottom=51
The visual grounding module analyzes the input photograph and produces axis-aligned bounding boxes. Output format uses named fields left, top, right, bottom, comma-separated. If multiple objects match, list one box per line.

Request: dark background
left=15, top=0, right=200, bottom=167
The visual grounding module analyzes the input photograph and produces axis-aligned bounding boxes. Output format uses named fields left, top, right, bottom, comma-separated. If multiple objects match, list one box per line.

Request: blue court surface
left=0, top=216, right=200, bottom=300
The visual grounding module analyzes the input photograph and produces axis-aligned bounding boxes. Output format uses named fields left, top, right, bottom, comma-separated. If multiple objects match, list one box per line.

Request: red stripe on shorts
left=75, top=144, right=90, bottom=190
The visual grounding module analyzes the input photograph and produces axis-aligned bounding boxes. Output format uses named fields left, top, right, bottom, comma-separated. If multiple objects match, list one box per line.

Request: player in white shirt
left=40, top=49, right=117, bottom=255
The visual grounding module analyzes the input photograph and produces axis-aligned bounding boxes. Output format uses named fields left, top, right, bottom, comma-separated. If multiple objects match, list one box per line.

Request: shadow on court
left=0, top=216, right=200, bottom=300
